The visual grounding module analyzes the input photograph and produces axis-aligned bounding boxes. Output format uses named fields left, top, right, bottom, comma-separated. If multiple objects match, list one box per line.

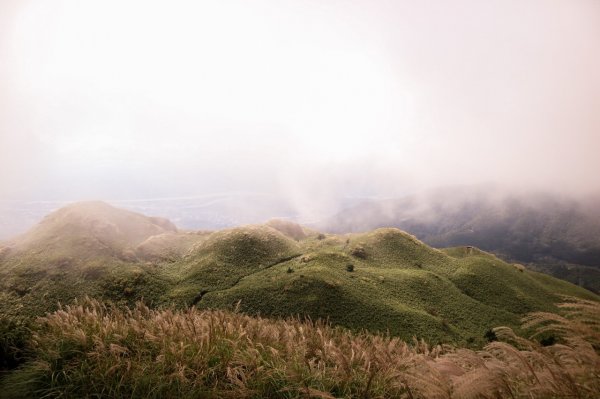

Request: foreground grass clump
left=3, top=297, right=599, bottom=399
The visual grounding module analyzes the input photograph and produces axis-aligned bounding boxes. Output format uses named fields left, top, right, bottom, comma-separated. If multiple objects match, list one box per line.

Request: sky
left=1, top=0, right=600, bottom=213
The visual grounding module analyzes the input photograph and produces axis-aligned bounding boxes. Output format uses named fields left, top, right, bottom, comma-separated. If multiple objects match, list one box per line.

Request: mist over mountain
left=0, top=193, right=371, bottom=241
left=321, top=186, right=600, bottom=292
left=2, top=0, right=600, bottom=209
left=2, top=0, right=600, bottom=395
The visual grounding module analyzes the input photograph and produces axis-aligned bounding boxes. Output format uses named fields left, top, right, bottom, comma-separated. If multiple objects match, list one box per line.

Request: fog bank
left=1, top=0, right=599, bottom=215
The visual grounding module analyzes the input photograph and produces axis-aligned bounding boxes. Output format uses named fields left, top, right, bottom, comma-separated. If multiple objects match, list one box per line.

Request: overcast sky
left=1, top=0, right=600, bottom=209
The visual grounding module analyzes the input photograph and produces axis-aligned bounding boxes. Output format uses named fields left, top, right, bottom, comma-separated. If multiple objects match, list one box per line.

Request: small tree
left=484, top=328, right=497, bottom=342
left=351, top=246, right=367, bottom=259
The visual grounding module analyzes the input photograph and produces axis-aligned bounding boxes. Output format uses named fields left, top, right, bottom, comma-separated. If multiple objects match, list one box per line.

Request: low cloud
left=1, top=0, right=599, bottom=217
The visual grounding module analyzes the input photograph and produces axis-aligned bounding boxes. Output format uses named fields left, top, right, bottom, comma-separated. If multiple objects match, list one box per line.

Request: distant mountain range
left=320, top=186, right=600, bottom=293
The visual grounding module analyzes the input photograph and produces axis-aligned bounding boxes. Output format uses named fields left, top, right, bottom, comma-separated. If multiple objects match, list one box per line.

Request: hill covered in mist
left=320, top=187, right=600, bottom=293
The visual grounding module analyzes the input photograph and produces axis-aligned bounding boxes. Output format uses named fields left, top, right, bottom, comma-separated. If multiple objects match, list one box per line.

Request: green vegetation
left=192, top=229, right=596, bottom=344
left=321, top=190, right=600, bottom=293
left=1, top=296, right=598, bottom=398
left=1, top=204, right=597, bottom=341
left=1, top=201, right=599, bottom=395
left=170, top=225, right=301, bottom=304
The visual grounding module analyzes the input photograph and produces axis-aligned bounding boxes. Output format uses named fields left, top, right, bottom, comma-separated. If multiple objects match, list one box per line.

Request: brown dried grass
left=5, top=296, right=599, bottom=398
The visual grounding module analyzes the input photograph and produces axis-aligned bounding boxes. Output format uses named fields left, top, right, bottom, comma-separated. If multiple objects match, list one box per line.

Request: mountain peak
left=11, top=201, right=177, bottom=259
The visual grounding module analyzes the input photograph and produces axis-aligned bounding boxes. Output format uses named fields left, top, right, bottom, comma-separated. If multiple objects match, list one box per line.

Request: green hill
left=0, top=202, right=198, bottom=318
left=170, top=225, right=301, bottom=303
left=8, top=201, right=178, bottom=260
left=0, top=202, right=597, bottom=352
left=320, top=187, right=600, bottom=293
left=194, top=228, right=596, bottom=344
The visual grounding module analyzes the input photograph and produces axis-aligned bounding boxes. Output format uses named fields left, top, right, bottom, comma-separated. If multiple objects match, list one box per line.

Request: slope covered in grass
left=170, top=225, right=301, bottom=304
left=265, top=219, right=308, bottom=240
left=2, top=297, right=598, bottom=399
left=0, top=202, right=597, bottom=351
left=197, top=228, right=597, bottom=344
left=0, top=202, right=187, bottom=319
left=8, top=201, right=177, bottom=260
left=320, top=188, right=600, bottom=293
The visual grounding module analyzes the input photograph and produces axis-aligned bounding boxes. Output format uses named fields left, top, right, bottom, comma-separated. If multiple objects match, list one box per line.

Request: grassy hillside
left=2, top=296, right=598, bottom=399
left=169, top=225, right=301, bottom=303
left=8, top=201, right=177, bottom=260
left=193, top=228, right=596, bottom=344
left=0, top=202, right=201, bottom=310
left=0, top=202, right=597, bottom=364
left=320, top=187, right=600, bottom=293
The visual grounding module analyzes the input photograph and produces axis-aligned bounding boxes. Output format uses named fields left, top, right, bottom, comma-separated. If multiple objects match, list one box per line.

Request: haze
left=1, top=0, right=600, bottom=213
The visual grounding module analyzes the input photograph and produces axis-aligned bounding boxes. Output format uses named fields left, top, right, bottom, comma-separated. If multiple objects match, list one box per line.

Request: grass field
left=1, top=296, right=598, bottom=398
left=1, top=201, right=598, bottom=394
left=1, top=203, right=597, bottom=344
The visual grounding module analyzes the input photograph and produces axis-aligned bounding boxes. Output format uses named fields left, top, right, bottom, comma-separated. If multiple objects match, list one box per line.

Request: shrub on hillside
left=0, top=316, right=29, bottom=371
left=350, top=246, right=367, bottom=259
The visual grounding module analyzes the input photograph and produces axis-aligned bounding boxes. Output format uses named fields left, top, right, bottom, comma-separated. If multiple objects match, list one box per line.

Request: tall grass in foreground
left=2, top=296, right=599, bottom=399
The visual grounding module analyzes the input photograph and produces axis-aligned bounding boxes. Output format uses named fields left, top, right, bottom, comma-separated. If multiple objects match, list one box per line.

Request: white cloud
left=1, top=0, right=599, bottom=205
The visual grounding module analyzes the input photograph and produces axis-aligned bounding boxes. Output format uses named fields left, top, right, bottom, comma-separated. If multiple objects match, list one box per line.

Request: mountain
left=0, top=201, right=203, bottom=317
left=0, top=193, right=305, bottom=240
left=186, top=227, right=596, bottom=344
left=5, top=201, right=177, bottom=259
left=320, top=187, right=600, bottom=293
left=1, top=201, right=597, bottom=348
